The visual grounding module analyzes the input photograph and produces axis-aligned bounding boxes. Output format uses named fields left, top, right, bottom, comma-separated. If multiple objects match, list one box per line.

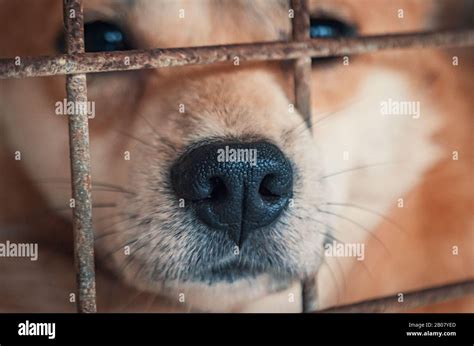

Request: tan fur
left=0, top=0, right=472, bottom=312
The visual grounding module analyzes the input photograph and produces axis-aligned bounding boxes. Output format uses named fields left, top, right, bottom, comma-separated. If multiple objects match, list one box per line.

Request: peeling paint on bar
left=1, top=30, right=473, bottom=79
left=64, top=0, right=97, bottom=313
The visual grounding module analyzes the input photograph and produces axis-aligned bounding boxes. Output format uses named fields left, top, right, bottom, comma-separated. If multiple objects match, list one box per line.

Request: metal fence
left=0, top=0, right=473, bottom=313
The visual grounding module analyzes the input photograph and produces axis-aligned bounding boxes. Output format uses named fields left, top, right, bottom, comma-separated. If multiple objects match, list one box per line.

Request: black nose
left=171, top=141, right=293, bottom=246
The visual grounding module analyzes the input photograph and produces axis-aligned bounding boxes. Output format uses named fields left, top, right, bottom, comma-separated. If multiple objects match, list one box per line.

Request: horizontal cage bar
left=0, top=30, right=473, bottom=79
left=319, top=279, right=474, bottom=313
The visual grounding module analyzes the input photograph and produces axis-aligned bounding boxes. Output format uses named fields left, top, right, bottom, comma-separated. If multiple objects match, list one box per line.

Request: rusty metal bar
left=63, top=0, right=97, bottom=313
left=302, top=275, right=318, bottom=312
left=1, top=30, right=473, bottom=79
left=291, top=0, right=312, bottom=127
left=291, top=0, right=317, bottom=313
left=318, top=279, right=474, bottom=313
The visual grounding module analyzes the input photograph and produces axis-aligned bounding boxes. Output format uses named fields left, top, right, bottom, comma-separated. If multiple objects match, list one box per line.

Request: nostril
left=259, top=172, right=292, bottom=198
left=209, top=176, right=227, bottom=200
left=259, top=174, right=281, bottom=200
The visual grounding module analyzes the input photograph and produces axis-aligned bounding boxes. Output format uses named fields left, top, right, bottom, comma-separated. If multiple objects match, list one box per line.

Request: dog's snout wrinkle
left=171, top=141, right=293, bottom=246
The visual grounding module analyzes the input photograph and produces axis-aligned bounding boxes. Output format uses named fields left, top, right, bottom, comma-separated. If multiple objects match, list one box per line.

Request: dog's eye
left=84, top=21, right=132, bottom=52
left=56, top=21, right=132, bottom=53
left=310, top=18, right=355, bottom=39
left=309, top=17, right=356, bottom=65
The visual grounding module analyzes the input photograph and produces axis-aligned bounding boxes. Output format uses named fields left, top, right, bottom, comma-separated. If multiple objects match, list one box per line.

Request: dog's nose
left=171, top=141, right=293, bottom=245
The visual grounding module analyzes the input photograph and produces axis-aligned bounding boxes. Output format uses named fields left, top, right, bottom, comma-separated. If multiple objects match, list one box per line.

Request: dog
left=0, top=0, right=472, bottom=312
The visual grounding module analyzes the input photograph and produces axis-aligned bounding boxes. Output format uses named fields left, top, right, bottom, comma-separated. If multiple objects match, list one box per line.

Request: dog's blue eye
left=309, top=18, right=355, bottom=39
left=84, top=21, right=132, bottom=52
left=309, top=18, right=356, bottom=65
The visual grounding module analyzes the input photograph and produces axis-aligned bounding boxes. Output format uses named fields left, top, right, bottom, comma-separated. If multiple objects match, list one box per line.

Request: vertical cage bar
left=63, top=0, right=97, bottom=313
left=291, top=0, right=317, bottom=312
left=302, top=275, right=318, bottom=312
left=291, top=0, right=312, bottom=128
